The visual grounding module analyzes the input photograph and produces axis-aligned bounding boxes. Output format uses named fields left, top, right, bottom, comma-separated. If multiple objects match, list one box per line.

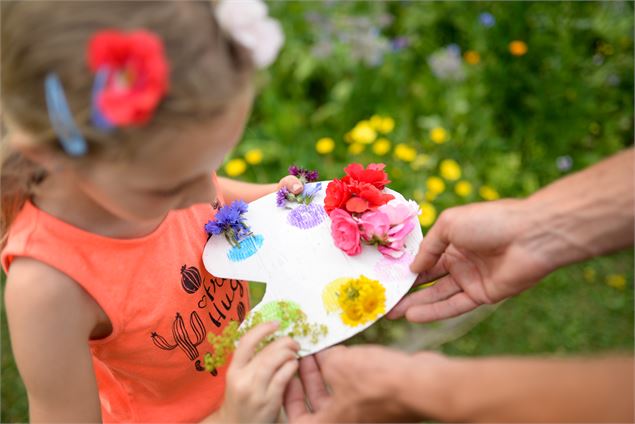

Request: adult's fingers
left=410, top=215, right=451, bottom=274
left=404, top=291, right=480, bottom=323
left=231, top=321, right=279, bottom=368
left=268, top=359, right=299, bottom=401
left=284, top=377, right=309, bottom=421
left=298, top=355, right=330, bottom=411
left=387, top=275, right=461, bottom=319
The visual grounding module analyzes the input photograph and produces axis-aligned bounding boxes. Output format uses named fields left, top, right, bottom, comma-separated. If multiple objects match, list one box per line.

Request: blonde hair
left=1, top=0, right=254, bottom=244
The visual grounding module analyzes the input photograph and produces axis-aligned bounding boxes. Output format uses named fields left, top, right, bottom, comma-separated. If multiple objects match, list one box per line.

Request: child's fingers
left=232, top=321, right=279, bottom=368
left=267, top=359, right=299, bottom=403
left=279, top=175, right=304, bottom=194
left=247, top=337, right=300, bottom=384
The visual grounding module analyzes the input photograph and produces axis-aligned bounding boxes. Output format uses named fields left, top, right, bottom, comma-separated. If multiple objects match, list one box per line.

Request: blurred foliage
left=3, top=2, right=634, bottom=421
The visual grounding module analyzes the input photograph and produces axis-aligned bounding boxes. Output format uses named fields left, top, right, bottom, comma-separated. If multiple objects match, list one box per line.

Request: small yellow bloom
left=350, top=121, right=377, bottom=144
left=418, top=202, right=436, bottom=227
left=410, top=154, right=430, bottom=171
left=583, top=267, right=596, bottom=283
left=372, top=138, right=391, bottom=156
left=378, top=117, right=395, bottom=134
left=315, top=137, right=335, bottom=154
left=413, top=189, right=425, bottom=201
left=454, top=180, right=473, bottom=197
left=509, top=40, right=528, bottom=56
left=335, top=275, right=386, bottom=327
left=440, top=159, right=462, bottom=181
left=224, top=158, right=247, bottom=177
left=348, top=142, right=365, bottom=155
left=394, top=143, right=417, bottom=162
left=244, top=148, right=263, bottom=165
left=426, top=176, right=445, bottom=194
left=370, top=115, right=384, bottom=129
left=479, top=185, right=500, bottom=200
left=464, top=50, right=481, bottom=64
left=430, top=127, right=449, bottom=144
left=605, top=274, right=627, bottom=290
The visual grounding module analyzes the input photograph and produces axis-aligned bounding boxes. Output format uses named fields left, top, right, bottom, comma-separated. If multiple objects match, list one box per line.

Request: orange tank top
left=1, top=175, right=249, bottom=423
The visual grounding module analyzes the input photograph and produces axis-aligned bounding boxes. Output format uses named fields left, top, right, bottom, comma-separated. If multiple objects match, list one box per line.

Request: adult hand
left=284, top=345, right=449, bottom=423
left=388, top=199, right=554, bottom=323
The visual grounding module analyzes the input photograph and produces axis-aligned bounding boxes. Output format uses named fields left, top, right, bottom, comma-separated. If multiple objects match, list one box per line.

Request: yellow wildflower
left=378, top=117, right=395, bottom=134
left=454, top=180, right=473, bottom=197
left=349, top=121, right=377, bottom=144
left=464, top=50, right=481, bottom=64
left=348, top=142, right=365, bottom=155
left=430, top=127, right=449, bottom=144
left=244, top=148, right=263, bottom=165
left=509, top=40, right=528, bottom=56
left=315, top=137, right=335, bottom=154
left=418, top=202, right=436, bottom=227
left=583, top=267, right=596, bottom=283
left=440, top=159, right=462, bottom=181
left=370, top=115, right=384, bottom=129
left=479, top=185, right=500, bottom=201
left=605, top=274, right=627, bottom=290
left=426, top=176, right=445, bottom=194
left=372, top=138, right=392, bottom=156
left=413, top=189, right=425, bottom=201
left=394, top=143, right=417, bottom=162
left=336, top=275, right=386, bottom=327
left=410, top=154, right=430, bottom=171
left=224, top=158, right=247, bottom=177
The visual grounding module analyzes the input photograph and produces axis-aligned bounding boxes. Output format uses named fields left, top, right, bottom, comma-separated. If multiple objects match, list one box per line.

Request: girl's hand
left=277, top=175, right=304, bottom=196
left=218, top=322, right=300, bottom=423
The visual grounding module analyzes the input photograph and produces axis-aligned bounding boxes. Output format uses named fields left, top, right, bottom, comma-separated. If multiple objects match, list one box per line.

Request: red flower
left=344, top=163, right=391, bottom=190
left=345, top=180, right=394, bottom=214
left=88, top=29, right=169, bottom=126
left=324, top=178, right=352, bottom=214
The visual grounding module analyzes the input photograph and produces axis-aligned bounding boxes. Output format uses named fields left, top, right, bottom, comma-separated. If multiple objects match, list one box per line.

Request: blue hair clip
left=44, top=73, right=88, bottom=157
left=91, top=67, right=115, bottom=131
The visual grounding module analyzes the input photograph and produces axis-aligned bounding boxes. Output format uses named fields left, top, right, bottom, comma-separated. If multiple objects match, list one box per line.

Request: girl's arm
left=217, top=176, right=303, bottom=204
left=5, top=258, right=103, bottom=423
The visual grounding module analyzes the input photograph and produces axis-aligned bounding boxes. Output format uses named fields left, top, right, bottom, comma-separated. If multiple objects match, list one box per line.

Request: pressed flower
left=464, top=50, right=481, bottom=65
left=288, top=165, right=319, bottom=184
left=316, top=137, right=335, bottom=154
left=509, top=40, right=528, bottom=56
left=418, top=202, right=436, bottom=227
left=244, top=148, right=263, bottom=165
left=225, top=158, right=247, bottom=177
left=394, top=143, right=417, bottom=162
left=454, top=180, right=473, bottom=197
left=479, top=185, right=500, bottom=200
left=205, top=200, right=252, bottom=247
left=335, top=275, right=386, bottom=327
left=426, top=176, right=445, bottom=194
left=440, top=159, right=462, bottom=181
left=430, top=127, right=449, bottom=144
left=372, top=138, right=392, bottom=156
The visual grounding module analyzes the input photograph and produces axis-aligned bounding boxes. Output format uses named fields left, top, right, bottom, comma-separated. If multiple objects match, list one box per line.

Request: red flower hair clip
left=88, top=29, right=169, bottom=128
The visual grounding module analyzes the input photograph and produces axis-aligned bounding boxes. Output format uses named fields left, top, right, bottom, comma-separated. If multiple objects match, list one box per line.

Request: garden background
left=2, top=1, right=633, bottom=421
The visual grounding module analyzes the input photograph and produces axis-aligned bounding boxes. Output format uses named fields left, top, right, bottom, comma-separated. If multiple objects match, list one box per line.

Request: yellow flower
left=426, top=176, right=445, bottom=194
left=372, top=138, right=391, bottom=156
left=440, top=159, right=462, bottom=181
left=244, top=148, right=263, bottom=165
left=413, top=189, right=425, bottom=201
left=605, top=274, right=627, bottom=290
left=410, top=154, right=430, bottom=171
left=509, top=40, right=528, bottom=56
left=370, top=114, right=383, bottom=129
left=348, top=142, right=365, bottom=155
left=454, top=180, right=473, bottom=197
left=394, top=143, right=417, bottom=162
left=315, top=137, right=335, bottom=154
left=479, top=185, right=500, bottom=200
left=418, top=202, right=436, bottom=227
left=430, top=127, right=448, bottom=144
left=350, top=121, right=377, bottom=144
left=333, top=275, right=386, bottom=327
left=464, top=50, right=481, bottom=64
left=224, top=158, right=247, bottom=177
left=583, top=267, right=596, bottom=283
left=378, top=117, right=395, bottom=134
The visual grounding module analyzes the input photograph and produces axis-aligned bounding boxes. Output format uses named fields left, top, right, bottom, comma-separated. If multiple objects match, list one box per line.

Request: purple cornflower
left=479, top=12, right=495, bottom=27
left=277, top=187, right=290, bottom=208
left=288, top=165, right=319, bottom=184
left=205, top=200, right=252, bottom=246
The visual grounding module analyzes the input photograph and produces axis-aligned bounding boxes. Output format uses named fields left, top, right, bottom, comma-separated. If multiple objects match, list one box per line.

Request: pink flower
left=358, top=211, right=390, bottom=243
left=378, top=199, right=420, bottom=226
left=329, top=209, right=362, bottom=256
left=378, top=219, right=416, bottom=259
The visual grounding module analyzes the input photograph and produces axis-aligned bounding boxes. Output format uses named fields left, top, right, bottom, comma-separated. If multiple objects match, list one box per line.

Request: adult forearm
left=420, top=355, right=634, bottom=423
left=520, top=148, right=634, bottom=270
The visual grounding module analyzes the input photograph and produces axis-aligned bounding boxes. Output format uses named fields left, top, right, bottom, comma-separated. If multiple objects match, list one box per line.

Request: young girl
left=1, top=1, right=304, bottom=422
